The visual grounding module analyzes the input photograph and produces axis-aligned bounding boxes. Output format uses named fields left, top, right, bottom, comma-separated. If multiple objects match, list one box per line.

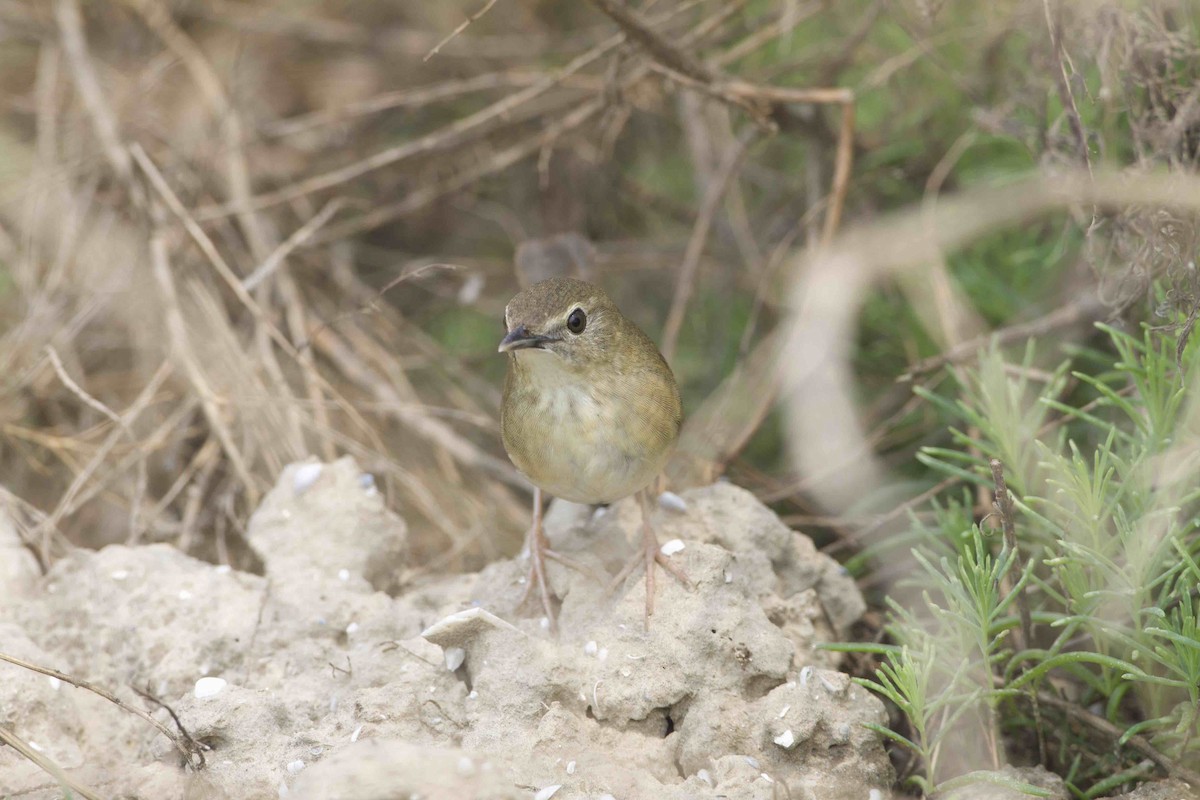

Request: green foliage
left=851, top=320, right=1200, bottom=795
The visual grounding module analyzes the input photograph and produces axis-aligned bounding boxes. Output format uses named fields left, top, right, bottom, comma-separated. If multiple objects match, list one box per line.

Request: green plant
left=845, top=318, right=1200, bottom=797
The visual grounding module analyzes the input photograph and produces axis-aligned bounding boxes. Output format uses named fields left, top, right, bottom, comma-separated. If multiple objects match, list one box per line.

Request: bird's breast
left=501, top=364, right=674, bottom=505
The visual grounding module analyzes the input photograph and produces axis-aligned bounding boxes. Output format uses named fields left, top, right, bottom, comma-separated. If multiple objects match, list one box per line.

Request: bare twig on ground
left=0, top=725, right=103, bottom=800
left=0, top=651, right=208, bottom=769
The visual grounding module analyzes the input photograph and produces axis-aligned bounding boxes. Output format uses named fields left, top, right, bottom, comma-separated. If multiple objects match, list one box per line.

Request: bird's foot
left=607, top=492, right=692, bottom=630
left=517, top=525, right=596, bottom=634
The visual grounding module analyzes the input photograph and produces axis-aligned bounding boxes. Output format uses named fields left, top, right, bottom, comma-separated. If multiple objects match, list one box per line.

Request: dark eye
left=566, top=307, right=587, bottom=334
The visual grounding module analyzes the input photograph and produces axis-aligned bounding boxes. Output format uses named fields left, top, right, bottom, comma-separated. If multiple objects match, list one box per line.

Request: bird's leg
left=607, top=489, right=692, bottom=629
left=517, top=488, right=598, bottom=633
left=518, top=487, right=557, bottom=631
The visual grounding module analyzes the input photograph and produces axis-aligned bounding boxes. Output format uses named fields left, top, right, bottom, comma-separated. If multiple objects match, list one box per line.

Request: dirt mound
left=1, top=458, right=890, bottom=799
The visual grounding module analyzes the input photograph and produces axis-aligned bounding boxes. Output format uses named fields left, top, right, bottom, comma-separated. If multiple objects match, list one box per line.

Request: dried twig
left=0, top=651, right=208, bottom=769
left=661, top=127, right=758, bottom=362
left=898, top=294, right=1108, bottom=381
left=0, top=725, right=103, bottom=800
left=424, top=0, right=502, bottom=62
left=195, top=34, right=624, bottom=218
left=988, top=459, right=1035, bottom=648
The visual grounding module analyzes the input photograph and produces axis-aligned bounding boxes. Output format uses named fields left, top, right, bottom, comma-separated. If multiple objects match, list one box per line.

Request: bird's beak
left=498, top=325, right=554, bottom=353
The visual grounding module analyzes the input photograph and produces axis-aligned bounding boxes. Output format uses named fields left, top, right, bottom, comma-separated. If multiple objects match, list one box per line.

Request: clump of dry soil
left=1, top=458, right=893, bottom=799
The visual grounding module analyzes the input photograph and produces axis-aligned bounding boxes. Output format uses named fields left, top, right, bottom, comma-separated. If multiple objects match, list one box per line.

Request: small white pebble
left=215, top=564, right=231, bottom=575
left=799, top=666, right=813, bottom=686
left=345, top=622, right=360, bottom=636
left=285, top=760, right=305, bottom=774
left=724, top=570, right=733, bottom=584
left=658, top=491, right=688, bottom=512
left=696, top=769, right=712, bottom=786
left=194, top=677, right=227, bottom=699
left=110, top=570, right=129, bottom=581
left=583, top=641, right=598, bottom=656
left=774, top=729, right=796, bottom=748
left=592, top=506, right=608, bottom=521
left=819, top=673, right=844, bottom=693
left=444, top=647, right=466, bottom=671
left=292, top=462, right=323, bottom=494
left=760, top=773, right=774, bottom=784
left=540, top=617, right=551, bottom=630
left=337, top=569, right=350, bottom=582
left=178, top=589, right=192, bottom=601
left=357, top=472, right=376, bottom=491
left=467, top=690, right=479, bottom=700
left=47, top=677, right=61, bottom=691
left=660, top=539, right=685, bottom=556
left=350, top=725, right=363, bottom=742
left=869, top=790, right=884, bottom=800
left=597, top=647, right=608, bottom=662
left=27, top=741, right=42, bottom=752
left=534, top=785, right=562, bottom=800
left=277, top=780, right=288, bottom=798
left=456, top=756, right=475, bottom=776
left=566, top=760, right=576, bottom=775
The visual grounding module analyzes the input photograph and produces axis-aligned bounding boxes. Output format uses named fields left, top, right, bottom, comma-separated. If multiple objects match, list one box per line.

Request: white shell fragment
left=194, top=677, right=227, bottom=699
left=422, top=607, right=522, bottom=649
left=660, top=539, right=686, bottom=556
left=292, top=462, right=323, bottom=494
left=285, top=759, right=305, bottom=774
left=534, top=785, right=562, bottom=800
left=658, top=491, right=688, bottom=513
left=345, top=622, right=359, bottom=636
left=697, top=769, right=713, bottom=786
left=869, top=791, right=884, bottom=800
left=566, top=760, right=576, bottom=775
left=778, top=704, right=790, bottom=718
left=583, top=641, right=598, bottom=656
left=110, top=569, right=129, bottom=581
left=337, top=569, right=350, bottom=582
left=350, top=725, right=363, bottom=742
left=774, top=729, right=796, bottom=748
left=444, top=647, right=466, bottom=671
left=456, top=756, right=476, bottom=776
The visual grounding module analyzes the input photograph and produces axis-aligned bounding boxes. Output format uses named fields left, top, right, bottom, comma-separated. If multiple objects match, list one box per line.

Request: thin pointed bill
left=498, top=326, right=555, bottom=353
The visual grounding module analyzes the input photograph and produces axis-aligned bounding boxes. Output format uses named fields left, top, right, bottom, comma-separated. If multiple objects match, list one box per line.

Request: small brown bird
left=499, top=277, right=689, bottom=629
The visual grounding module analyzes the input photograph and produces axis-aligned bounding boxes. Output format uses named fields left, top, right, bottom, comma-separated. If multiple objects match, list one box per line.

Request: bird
left=498, top=277, right=689, bottom=630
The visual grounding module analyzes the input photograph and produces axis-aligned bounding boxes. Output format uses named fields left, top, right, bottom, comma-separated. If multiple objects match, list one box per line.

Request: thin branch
left=586, top=0, right=716, bottom=83
left=0, top=651, right=207, bottom=769
left=661, top=127, right=758, bottom=363
left=898, top=294, right=1109, bottom=381
left=242, top=198, right=345, bottom=291
left=424, top=0, right=501, bottom=62
left=0, top=725, right=103, bottom=800
left=1034, top=691, right=1200, bottom=786
left=194, top=33, right=624, bottom=218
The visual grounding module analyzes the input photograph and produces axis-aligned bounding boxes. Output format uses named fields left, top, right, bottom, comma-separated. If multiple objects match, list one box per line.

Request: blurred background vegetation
left=1, top=0, right=1199, bottom=795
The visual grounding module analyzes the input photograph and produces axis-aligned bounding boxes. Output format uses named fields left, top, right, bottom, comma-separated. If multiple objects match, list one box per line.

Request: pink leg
left=607, top=490, right=692, bottom=629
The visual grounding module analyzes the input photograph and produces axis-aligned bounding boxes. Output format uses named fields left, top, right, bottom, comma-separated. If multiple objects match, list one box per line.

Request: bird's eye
left=566, top=307, right=587, bottom=334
